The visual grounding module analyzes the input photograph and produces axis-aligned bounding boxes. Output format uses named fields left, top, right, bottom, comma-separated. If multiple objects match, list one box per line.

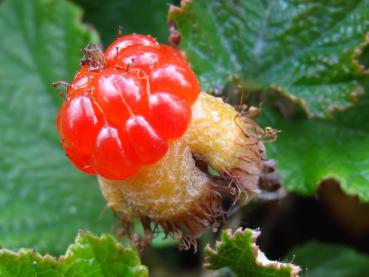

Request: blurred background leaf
left=73, top=0, right=177, bottom=47
left=0, top=0, right=112, bottom=254
left=259, top=86, right=369, bottom=201
left=169, top=0, right=369, bottom=119
left=286, top=241, right=369, bottom=277
left=169, top=0, right=369, bottom=202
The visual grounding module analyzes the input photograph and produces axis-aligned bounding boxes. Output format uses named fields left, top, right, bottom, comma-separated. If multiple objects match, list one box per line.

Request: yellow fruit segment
left=185, top=93, right=259, bottom=171
left=187, top=93, right=264, bottom=194
left=99, top=137, right=210, bottom=220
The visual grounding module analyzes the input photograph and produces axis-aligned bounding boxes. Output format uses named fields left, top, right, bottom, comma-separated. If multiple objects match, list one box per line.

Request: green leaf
left=205, top=228, right=300, bottom=277
left=0, top=232, right=148, bottom=277
left=169, top=0, right=369, bottom=201
left=258, top=85, right=369, bottom=201
left=169, top=0, right=369, bottom=118
left=74, top=0, right=175, bottom=46
left=0, top=0, right=111, bottom=254
left=287, top=242, right=369, bottom=277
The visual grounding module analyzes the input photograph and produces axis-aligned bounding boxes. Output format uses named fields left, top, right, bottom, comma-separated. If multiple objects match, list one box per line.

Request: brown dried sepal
left=80, top=43, right=107, bottom=71
left=139, top=183, right=230, bottom=251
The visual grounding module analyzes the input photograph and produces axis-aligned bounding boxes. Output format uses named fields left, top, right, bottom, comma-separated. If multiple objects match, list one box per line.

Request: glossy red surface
left=125, top=115, right=168, bottom=165
left=57, top=95, right=105, bottom=155
left=93, top=126, right=140, bottom=180
left=150, top=62, right=200, bottom=105
left=64, top=146, right=95, bottom=175
left=148, top=92, right=191, bottom=140
left=105, top=34, right=159, bottom=66
left=94, top=68, right=147, bottom=126
left=56, top=34, right=201, bottom=180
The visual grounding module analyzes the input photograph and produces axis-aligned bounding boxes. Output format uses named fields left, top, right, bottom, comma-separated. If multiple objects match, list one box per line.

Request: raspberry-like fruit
left=105, top=34, right=159, bottom=66
left=56, top=33, right=277, bottom=250
left=56, top=34, right=200, bottom=180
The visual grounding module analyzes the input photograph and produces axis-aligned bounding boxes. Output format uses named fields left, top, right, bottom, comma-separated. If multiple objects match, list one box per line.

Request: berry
left=56, top=34, right=200, bottom=180
left=55, top=33, right=275, bottom=250
left=73, top=65, right=90, bottom=81
left=57, top=95, right=105, bottom=155
left=105, top=34, right=159, bottom=66
left=94, top=126, right=139, bottom=180
left=94, top=68, right=147, bottom=127
left=114, top=45, right=187, bottom=74
left=64, top=146, right=95, bottom=175
left=68, top=68, right=97, bottom=96
left=148, top=92, right=191, bottom=140
left=125, top=115, right=168, bottom=165
left=150, top=62, right=200, bottom=105
left=115, top=45, right=162, bottom=74
left=159, top=45, right=188, bottom=66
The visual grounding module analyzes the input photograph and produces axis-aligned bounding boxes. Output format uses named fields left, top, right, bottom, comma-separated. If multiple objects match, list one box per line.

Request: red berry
left=148, top=92, right=191, bottom=140
left=159, top=45, right=188, bottom=66
left=68, top=70, right=97, bottom=96
left=125, top=115, right=168, bottom=165
left=105, top=34, right=158, bottom=66
left=56, top=33, right=201, bottom=180
left=115, top=45, right=162, bottom=74
left=94, top=68, right=147, bottom=126
left=64, top=146, right=95, bottom=175
left=94, top=126, right=140, bottom=180
left=73, top=65, right=90, bottom=80
left=150, top=62, right=200, bottom=105
left=57, top=95, right=105, bottom=155
left=115, top=45, right=187, bottom=75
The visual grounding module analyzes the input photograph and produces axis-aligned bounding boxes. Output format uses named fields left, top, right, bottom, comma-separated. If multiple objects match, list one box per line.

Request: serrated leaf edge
left=70, top=0, right=101, bottom=49
left=204, top=228, right=301, bottom=277
left=0, top=248, right=59, bottom=265
left=271, top=30, right=369, bottom=119
left=352, top=32, right=369, bottom=75
left=270, top=82, right=364, bottom=119
left=0, top=231, right=148, bottom=276
left=168, top=0, right=369, bottom=119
